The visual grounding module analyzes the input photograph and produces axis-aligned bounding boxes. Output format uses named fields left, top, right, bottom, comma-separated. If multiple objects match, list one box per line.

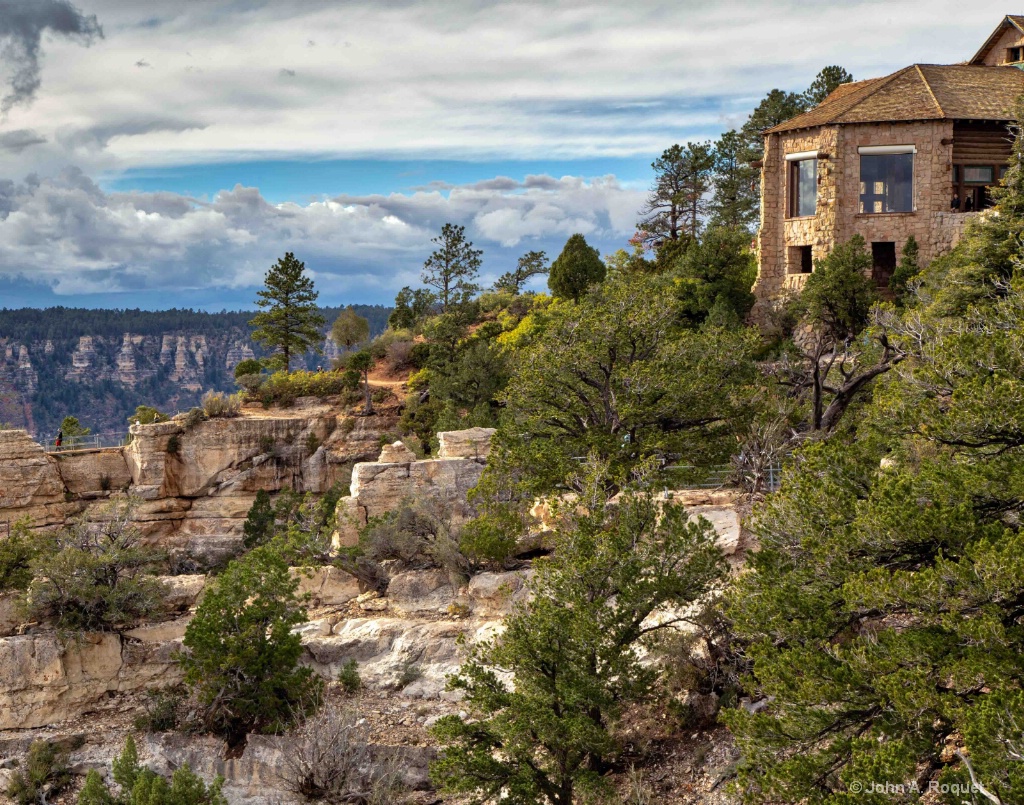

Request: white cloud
left=0, top=169, right=645, bottom=301
left=0, top=0, right=1015, bottom=176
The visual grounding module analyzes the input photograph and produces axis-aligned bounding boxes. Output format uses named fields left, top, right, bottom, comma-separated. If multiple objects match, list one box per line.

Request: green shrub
left=129, top=405, right=169, bottom=426
left=133, top=687, right=184, bottom=733
left=0, top=518, right=38, bottom=593
left=236, top=373, right=263, bottom=394
left=396, top=662, right=421, bottom=689
left=202, top=391, right=242, bottom=418
left=259, top=370, right=351, bottom=406
left=7, top=740, right=72, bottom=805
left=358, top=498, right=468, bottom=579
left=458, top=511, right=518, bottom=568
left=181, top=407, right=207, bottom=429
left=337, top=659, right=362, bottom=694
left=371, top=387, right=391, bottom=404
left=25, top=497, right=167, bottom=632
left=367, top=328, right=411, bottom=361
left=408, top=342, right=432, bottom=369
left=338, top=417, right=356, bottom=437
left=340, top=368, right=361, bottom=391
left=180, top=545, right=322, bottom=748
left=234, top=358, right=263, bottom=379
left=166, top=434, right=180, bottom=455
left=304, top=433, right=321, bottom=454
left=80, top=736, right=227, bottom=805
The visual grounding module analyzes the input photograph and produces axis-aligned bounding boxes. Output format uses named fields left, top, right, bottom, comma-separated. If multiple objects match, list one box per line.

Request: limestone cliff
left=0, top=401, right=397, bottom=564
left=0, top=305, right=391, bottom=437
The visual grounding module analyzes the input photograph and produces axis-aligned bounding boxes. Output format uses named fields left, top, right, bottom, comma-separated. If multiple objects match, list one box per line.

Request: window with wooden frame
left=786, top=153, right=818, bottom=218
left=859, top=146, right=914, bottom=214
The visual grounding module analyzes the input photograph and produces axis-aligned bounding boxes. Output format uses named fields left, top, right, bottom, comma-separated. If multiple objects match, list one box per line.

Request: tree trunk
left=362, top=373, right=374, bottom=415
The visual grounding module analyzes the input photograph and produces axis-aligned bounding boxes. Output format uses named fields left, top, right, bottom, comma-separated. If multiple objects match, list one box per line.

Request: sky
left=0, top=0, right=1016, bottom=310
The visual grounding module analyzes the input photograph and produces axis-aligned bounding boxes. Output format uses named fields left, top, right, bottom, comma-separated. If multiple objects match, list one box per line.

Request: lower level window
left=859, top=153, right=913, bottom=213
left=789, top=245, right=813, bottom=275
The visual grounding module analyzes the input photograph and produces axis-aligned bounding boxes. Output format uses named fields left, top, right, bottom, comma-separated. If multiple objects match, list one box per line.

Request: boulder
left=303, top=617, right=477, bottom=693
left=437, top=427, right=495, bottom=459
left=466, top=571, right=531, bottom=616
left=0, top=632, right=183, bottom=730
left=158, top=574, right=206, bottom=612
left=292, top=566, right=360, bottom=607
left=388, top=569, right=455, bottom=615
left=378, top=441, right=417, bottom=463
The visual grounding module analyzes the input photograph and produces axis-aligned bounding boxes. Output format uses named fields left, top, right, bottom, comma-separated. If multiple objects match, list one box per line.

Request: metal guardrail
left=43, top=432, right=130, bottom=453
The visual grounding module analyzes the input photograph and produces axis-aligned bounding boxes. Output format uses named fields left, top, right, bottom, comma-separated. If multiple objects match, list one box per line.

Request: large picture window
left=788, top=157, right=817, bottom=217
left=859, top=150, right=914, bottom=214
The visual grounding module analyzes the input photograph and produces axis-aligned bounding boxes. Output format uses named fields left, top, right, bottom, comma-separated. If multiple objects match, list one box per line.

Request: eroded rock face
left=437, top=427, right=495, bottom=459
left=0, top=429, right=69, bottom=527
left=0, top=409, right=396, bottom=568
left=0, top=630, right=184, bottom=730
left=332, top=428, right=494, bottom=548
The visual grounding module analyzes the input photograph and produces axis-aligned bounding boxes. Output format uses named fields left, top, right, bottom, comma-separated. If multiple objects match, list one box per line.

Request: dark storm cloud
left=0, top=127, right=45, bottom=151
left=0, top=0, right=103, bottom=113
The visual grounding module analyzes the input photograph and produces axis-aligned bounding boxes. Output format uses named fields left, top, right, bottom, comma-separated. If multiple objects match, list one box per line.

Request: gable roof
left=766, top=64, right=1024, bottom=134
left=970, top=14, right=1024, bottom=65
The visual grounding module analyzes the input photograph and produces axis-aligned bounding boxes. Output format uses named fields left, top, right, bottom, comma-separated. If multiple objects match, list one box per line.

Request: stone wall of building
left=976, top=24, right=1024, bottom=66
left=752, top=118, right=977, bottom=321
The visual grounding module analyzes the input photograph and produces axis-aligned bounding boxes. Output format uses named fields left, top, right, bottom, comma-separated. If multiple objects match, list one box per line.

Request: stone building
left=751, top=15, right=1024, bottom=317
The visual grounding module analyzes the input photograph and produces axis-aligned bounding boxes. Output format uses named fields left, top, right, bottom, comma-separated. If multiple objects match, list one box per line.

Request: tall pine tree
left=249, top=252, right=325, bottom=372
left=422, top=223, right=482, bottom=312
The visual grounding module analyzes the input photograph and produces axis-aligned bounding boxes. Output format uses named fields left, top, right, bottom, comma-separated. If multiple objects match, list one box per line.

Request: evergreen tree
left=249, top=252, right=326, bottom=372
left=492, top=272, right=756, bottom=495
left=242, top=490, right=275, bottom=551
left=180, top=546, right=321, bottom=750
left=493, top=250, right=549, bottom=294
left=800, top=234, right=877, bottom=340
left=726, top=150, right=1024, bottom=802
left=388, top=286, right=436, bottom=329
left=774, top=235, right=896, bottom=433
left=329, top=306, right=370, bottom=350
left=422, top=224, right=482, bottom=312
left=638, top=142, right=715, bottom=247
left=671, top=225, right=757, bottom=327
left=889, top=234, right=920, bottom=305
left=60, top=415, right=90, bottom=442
left=925, top=98, right=1024, bottom=315
left=709, top=129, right=759, bottom=231
left=547, top=234, right=606, bottom=302
left=801, top=65, right=854, bottom=107
left=432, top=464, right=728, bottom=805
left=349, top=350, right=374, bottom=415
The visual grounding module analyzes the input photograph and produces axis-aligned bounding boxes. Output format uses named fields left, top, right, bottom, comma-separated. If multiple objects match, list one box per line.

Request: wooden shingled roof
left=766, top=64, right=1024, bottom=134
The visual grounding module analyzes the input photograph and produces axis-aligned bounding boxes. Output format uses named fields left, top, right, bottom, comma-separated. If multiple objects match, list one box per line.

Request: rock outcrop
left=332, top=428, right=494, bottom=547
left=0, top=404, right=397, bottom=563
